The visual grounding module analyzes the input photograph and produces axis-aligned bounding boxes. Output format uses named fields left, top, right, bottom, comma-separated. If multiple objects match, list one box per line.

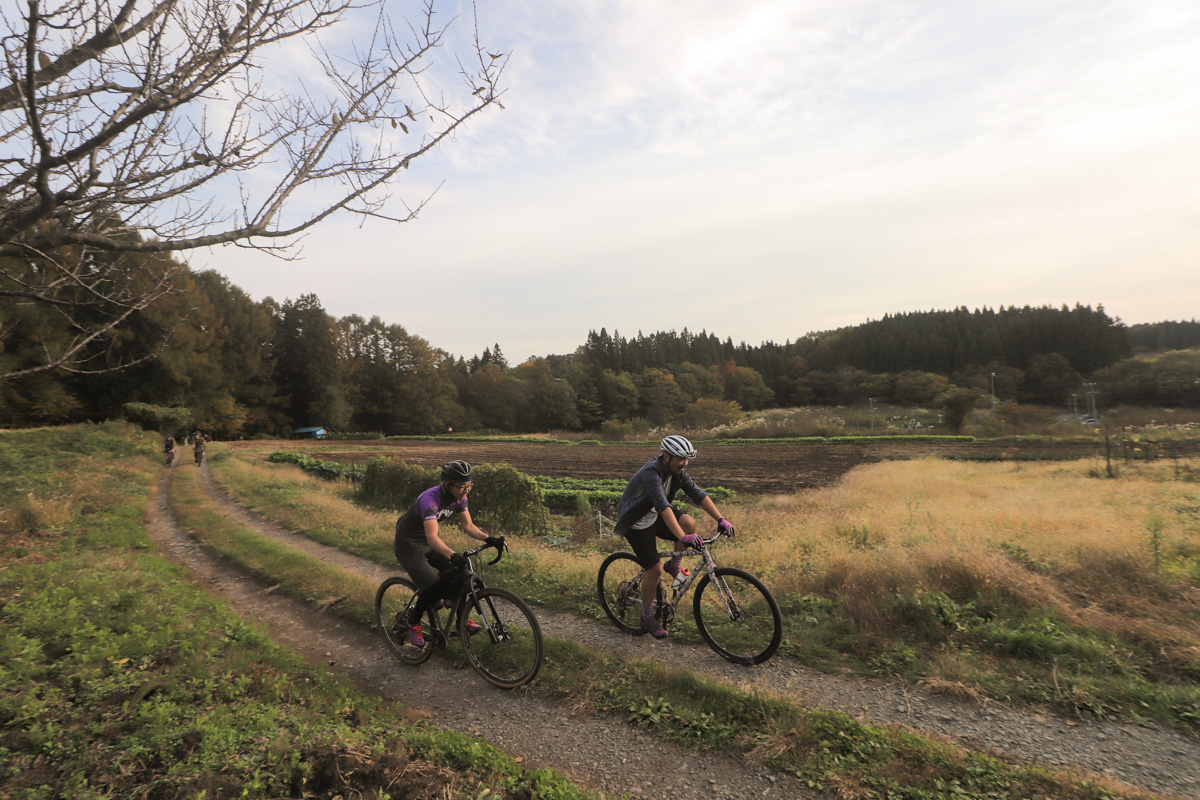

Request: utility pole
left=990, top=372, right=996, bottom=412
left=868, top=398, right=875, bottom=431
left=1083, top=382, right=1099, bottom=422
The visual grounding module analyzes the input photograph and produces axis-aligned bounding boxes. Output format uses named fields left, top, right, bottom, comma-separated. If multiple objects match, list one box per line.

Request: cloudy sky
left=199, top=0, right=1200, bottom=362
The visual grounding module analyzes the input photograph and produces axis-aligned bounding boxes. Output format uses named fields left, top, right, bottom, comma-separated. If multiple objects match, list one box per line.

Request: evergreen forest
left=2, top=257, right=1198, bottom=438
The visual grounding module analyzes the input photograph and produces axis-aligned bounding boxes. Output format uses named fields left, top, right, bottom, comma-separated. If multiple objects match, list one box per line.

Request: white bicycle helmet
left=660, top=435, right=697, bottom=459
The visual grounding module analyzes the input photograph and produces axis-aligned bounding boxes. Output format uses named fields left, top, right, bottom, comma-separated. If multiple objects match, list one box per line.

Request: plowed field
left=237, top=438, right=1187, bottom=495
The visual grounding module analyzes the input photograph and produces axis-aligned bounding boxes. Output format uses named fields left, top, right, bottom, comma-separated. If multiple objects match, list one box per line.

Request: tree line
left=4, top=3, right=1195, bottom=438
left=1, top=261, right=1197, bottom=436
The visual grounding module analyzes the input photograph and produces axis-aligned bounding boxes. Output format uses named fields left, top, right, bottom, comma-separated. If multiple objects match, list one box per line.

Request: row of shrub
left=375, top=434, right=976, bottom=446
left=537, top=476, right=734, bottom=512
left=356, top=458, right=550, bottom=536
left=268, top=452, right=735, bottom=525
left=270, top=450, right=739, bottom=520
left=267, top=451, right=365, bottom=481
left=384, top=435, right=575, bottom=444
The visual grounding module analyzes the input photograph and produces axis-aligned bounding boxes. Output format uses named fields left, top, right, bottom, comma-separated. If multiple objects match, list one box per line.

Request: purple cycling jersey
left=395, top=484, right=468, bottom=545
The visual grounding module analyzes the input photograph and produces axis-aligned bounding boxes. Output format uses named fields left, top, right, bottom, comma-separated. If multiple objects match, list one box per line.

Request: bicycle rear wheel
left=375, top=576, right=434, bottom=665
left=693, top=567, right=782, bottom=665
left=460, top=587, right=543, bottom=688
left=597, top=552, right=663, bottom=635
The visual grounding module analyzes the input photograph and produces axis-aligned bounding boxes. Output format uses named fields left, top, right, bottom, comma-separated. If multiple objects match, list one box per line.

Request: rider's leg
left=640, top=560, right=663, bottom=610
left=394, top=539, right=441, bottom=627
left=666, top=514, right=698, bottom=577
left=625, top=526, right=669, bottom=637
left=408, top=576, right=449, bottom=626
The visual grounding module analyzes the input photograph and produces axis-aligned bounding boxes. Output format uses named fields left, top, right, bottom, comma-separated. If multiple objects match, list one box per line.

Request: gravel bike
left=597, top=527, right=783, bottom=665
left=376, top=540, right=544, bottom=689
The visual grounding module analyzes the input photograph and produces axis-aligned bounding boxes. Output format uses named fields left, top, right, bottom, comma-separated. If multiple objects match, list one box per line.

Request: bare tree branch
left=0, top=0, right=506, bottom=379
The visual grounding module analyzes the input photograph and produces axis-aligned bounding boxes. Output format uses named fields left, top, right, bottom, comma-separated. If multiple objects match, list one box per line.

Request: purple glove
left=681, top=533, right=703, bottom=548
left=717, top=518, right=735, bottom=536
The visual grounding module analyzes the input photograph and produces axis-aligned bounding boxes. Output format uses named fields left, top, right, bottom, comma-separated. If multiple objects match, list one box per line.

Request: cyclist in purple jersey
left=393, top=460, right=503, bottom=646
left=614, top=435, right=735, bottom=638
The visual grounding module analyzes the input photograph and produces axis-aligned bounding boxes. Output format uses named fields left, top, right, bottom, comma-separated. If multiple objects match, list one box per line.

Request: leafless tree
left=0, top=0, right=506, bottom=379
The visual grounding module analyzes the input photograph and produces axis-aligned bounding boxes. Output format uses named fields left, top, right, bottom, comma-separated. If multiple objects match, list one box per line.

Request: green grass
left=0, top=424, right=600, bottom=800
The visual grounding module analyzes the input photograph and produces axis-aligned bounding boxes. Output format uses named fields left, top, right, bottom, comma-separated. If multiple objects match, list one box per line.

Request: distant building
left=291, top=426, right=328, bottom=440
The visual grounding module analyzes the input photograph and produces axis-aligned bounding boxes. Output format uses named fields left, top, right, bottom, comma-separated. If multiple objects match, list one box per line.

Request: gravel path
left=153, top=463, right=1200, bottom=799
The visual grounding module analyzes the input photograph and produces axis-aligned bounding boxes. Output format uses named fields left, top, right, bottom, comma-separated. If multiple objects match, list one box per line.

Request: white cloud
left=205, top=0, right=1200, bottom=360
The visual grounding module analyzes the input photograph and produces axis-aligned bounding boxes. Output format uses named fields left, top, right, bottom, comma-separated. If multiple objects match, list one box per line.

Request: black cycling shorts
left=623, top=506, right=684, bottom=568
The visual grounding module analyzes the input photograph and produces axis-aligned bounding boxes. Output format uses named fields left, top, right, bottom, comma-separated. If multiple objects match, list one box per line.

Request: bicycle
left=375, top=540, right=544, bottom=689
left=164, top=449, right=175, bottom=466
left=194, top=448, right=204, bottom=466
left=597, top=526, right=783, bottom=665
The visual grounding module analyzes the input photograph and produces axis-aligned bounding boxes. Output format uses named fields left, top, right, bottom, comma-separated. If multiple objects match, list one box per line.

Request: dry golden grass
left=735, top=457, right=1200, bottom=658
left=739, top=457, right=1200, bottom=576
left=0, top=460, right=147, bottom=537
left=213, top=455, right=393, bottom=549
left=214, top=447, right=1200, bottom=666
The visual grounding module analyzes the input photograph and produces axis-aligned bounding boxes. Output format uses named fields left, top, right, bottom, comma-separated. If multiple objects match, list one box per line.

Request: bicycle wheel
left=693, top=567, right=782, bottom=665
left=375, top=576, right=434, bottom=665
left=460, top=587, right=543, bottom=689
left=597, top=552, right=663, bottom=635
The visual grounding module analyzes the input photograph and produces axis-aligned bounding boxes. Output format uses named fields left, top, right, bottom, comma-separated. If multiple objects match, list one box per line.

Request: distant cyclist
left=392, top=460, right=504, bottom=647
left=193, top=435, right=206, bottom=465
left=613, top=435, right=735, bottom=638
left=162, top=436, right=176, bottom=465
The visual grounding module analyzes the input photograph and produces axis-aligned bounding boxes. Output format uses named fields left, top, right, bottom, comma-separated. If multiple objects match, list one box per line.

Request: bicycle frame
left=645, top=531, right=734, bottom=624
left=599, top=526, right=782, bottom=664
left=379, top=538, right=545, bottom=686
left=404, top=547, right=505, bottom=648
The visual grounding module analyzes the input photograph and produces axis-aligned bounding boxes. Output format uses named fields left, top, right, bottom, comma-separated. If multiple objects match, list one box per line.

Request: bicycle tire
left=597, top=551, right=664, bottom=635
left=375, top=576, right=434, bottom=665
left=459, top=587, right=543, bottom=688
left=693, top=567, right=782, bottom=665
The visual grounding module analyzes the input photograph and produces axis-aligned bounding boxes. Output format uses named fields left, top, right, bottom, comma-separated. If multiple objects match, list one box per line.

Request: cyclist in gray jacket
left=613, top=435, right=735, bottom=638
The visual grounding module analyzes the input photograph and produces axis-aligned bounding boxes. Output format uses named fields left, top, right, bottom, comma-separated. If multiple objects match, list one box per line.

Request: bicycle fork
left=693, top=549, right=744, bottom=622
left=454, top=585, right=508, bottom=645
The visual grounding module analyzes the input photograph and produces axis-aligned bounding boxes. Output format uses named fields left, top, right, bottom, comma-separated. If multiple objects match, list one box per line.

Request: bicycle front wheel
left=597, top=552, right=663, bottom=635
left=376, top=576, right=434, bottom=666
left=693, top=567, right=782, bottom=665
left=460, top=588, right=543, bottom=689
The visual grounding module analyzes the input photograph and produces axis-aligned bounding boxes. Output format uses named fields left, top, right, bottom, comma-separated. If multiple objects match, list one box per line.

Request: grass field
left=3, top=424, right=1194, bottom=799
left=215, top=440, right=1200, bottom=733
left=0, top=424, right=598, bottom=800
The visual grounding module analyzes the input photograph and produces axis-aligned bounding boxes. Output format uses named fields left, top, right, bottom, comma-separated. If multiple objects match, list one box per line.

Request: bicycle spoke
left=693, top=568, right=782, bottom=665
left=375, top=577, right=434, bottom=666
left=461, top=588, right=543, bottom=688
left=598, top=552, right=662, bottom=635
